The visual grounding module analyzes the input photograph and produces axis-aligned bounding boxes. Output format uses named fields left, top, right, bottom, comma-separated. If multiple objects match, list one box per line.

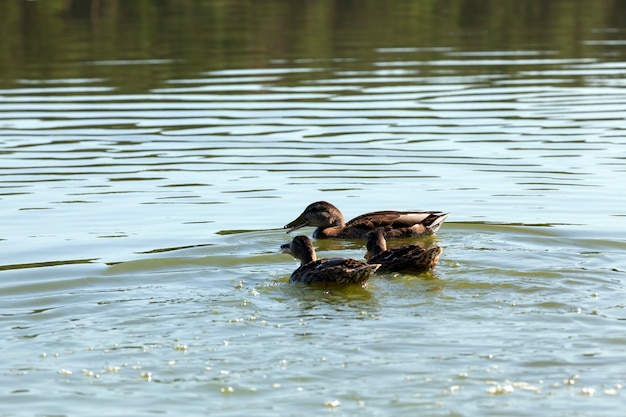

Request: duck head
left=284, top=201, right=345, bottom=232
left=280, top=235, right=317, bottom=264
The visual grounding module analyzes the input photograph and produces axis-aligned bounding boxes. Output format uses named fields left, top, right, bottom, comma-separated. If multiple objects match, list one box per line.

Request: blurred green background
left=3, top=0, right=625, bottom=92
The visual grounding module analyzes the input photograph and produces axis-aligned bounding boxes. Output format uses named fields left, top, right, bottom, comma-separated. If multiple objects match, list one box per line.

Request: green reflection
left=1, top=0, right=625, bottom=90
left=0, top=258, right=98, bottom=271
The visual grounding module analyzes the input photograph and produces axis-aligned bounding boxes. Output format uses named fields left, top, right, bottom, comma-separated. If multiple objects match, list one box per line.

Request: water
left=1, top=1, right=626, bottom=415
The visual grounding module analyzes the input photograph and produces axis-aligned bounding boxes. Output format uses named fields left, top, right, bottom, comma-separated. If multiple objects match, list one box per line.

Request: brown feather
left=281, top=235, right=379, bottom=286
left=365, top=228, right=442, bottom=273
left=284, top=201, right=449, bottom=239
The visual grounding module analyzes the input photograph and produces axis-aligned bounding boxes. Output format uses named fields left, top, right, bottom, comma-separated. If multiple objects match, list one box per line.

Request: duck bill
left=284, top=215, right=309, bottom=232
left=364, top=252, right=372, bottom=261
left=280, top=243, right=292, bottom=254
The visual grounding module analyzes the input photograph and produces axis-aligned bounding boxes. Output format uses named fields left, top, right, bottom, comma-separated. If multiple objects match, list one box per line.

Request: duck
left=280, top=235, right=380, bottom=286
left=365, top=228, right=442, bottom=273
left=284, top=201, right=449, bottom=239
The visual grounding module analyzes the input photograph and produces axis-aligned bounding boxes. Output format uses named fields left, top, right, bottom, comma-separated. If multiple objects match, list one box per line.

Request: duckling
left=281, top=235, right=380, bottom=286
left=365, top=228, right=442, bottom=273
left=285, top=201, right=449, bottom=239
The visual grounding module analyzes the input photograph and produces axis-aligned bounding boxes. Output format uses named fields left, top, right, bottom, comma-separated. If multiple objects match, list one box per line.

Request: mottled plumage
left=284, top=201, right=449, bottom=239
left=281, top=235, right=380, bottom=286
left=365, top=228, right=442, bottom=273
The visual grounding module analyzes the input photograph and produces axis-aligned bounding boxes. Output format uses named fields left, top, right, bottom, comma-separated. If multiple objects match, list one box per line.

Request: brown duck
left=365, top=228, right=442, bottom=273
left=280, top=235, right=380, bottom=286
left=284, top=201, right=449, bottom=239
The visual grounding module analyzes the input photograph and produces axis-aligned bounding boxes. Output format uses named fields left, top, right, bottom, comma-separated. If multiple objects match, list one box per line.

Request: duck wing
left=368, top=245, right=421, bottom=267
left=291, top=258, right=379, bottom=285
left=369, top=245, right=442, bottom=273
left=346, top=210, right=445, bottom=229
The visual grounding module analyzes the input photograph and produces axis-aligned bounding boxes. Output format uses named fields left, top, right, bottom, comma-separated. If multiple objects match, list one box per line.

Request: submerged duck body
left=366, top=228, right=442, bottom=273
left=281, top=235, right=380, bottom=286
left=284, top=201, right=449, bottom=239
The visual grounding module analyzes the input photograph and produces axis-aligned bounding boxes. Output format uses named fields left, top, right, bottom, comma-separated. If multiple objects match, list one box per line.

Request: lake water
left=1, top=1, right=626, bottom=416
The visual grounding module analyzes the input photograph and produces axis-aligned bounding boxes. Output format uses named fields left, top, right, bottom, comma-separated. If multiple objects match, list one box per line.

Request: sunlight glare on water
left=1, top=1, right=626, bottom=416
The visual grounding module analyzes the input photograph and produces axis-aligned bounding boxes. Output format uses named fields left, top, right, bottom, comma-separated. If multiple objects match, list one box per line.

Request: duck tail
left=425, top=245, right=443, bottom=268
left=426, top=213, right=450, bottom=234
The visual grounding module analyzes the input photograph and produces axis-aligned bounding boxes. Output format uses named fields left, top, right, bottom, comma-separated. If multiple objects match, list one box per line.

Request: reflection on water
left=1, top=1, right=626, bottom=416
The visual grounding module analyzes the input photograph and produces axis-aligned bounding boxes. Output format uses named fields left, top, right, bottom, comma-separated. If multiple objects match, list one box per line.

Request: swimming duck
left=280, top=235, right=380, bottom=286
left=284, top=201, right=449, bottom=239
left=365, top=228, right=442, bottom=273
